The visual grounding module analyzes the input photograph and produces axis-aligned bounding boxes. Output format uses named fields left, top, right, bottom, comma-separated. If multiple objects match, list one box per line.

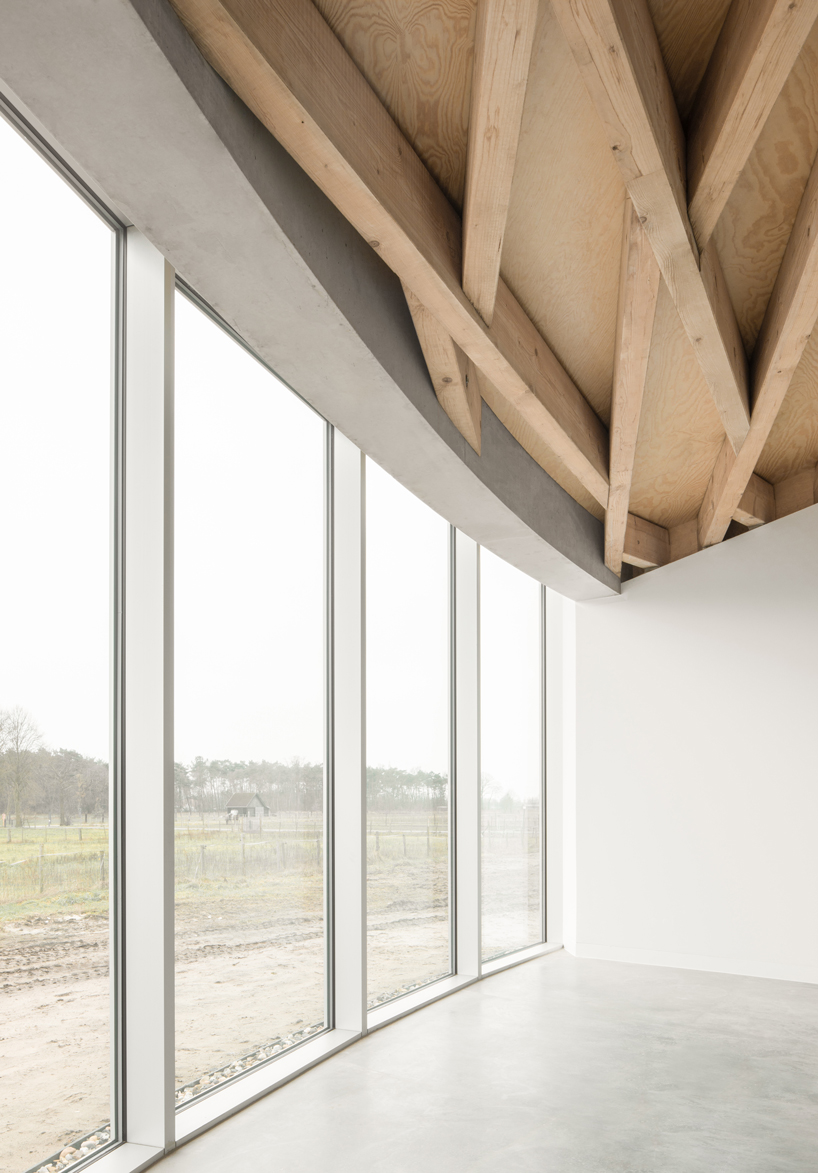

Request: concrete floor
left=164, top=952, right=818, bottom=1172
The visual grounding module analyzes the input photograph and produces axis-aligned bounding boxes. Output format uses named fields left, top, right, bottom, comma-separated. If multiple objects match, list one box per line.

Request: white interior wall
left=572, top=505, right=818, bottom=984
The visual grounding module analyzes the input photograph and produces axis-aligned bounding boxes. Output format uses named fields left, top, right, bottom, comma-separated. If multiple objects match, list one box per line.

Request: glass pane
left=480, top=549, right=542, bottom=960
left=174, top=295, right=325, bottom=1104
left=0, top=117, right=114, bottom=1170
left=366, top=460, right=450, bottom=1007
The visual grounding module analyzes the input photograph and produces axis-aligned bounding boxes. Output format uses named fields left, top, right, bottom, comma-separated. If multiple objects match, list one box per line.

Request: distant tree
left=76, top=756, right=108, bottom=821
left=38, top=747, right=82, bottom=825
left=175, top=761, right=192, bottom=813
left=2, top=706, right=42, bottom=827
left=480, top=774, right=502, bottom=809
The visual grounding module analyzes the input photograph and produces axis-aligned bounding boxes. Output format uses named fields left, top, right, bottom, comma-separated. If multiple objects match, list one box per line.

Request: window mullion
left=331, top=431, right=367, bottom=1034
left=454, top=531, right=481, bottom=978
left=122, top=228, right=175, bottom=1153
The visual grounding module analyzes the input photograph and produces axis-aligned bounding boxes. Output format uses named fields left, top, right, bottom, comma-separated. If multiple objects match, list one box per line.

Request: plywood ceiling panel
left=756, top=327, right=818, bottom=482
left=502, top=1, right=625, bottom=425
left=712, top=19, right=818, bottom=356
left=628, top=281, right=726, bottom=529
left=646, top=0, right=732, bottom=122
left=314, top=0, right=476, bottom=209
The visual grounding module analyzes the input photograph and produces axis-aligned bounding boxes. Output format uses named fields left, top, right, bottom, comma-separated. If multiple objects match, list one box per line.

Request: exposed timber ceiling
left=168, top=0, right=818, bottom=577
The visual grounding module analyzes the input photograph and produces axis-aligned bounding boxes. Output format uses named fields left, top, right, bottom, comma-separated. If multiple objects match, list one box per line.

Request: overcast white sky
left=480, top=548, right=542, bottom=801
left=366, top=458, right=449, bottom=775
left=175, top=293, right=326, bottom=766
left=0, top=115, right=112, bottom=761
left=1, top=114, right=544, bottom=790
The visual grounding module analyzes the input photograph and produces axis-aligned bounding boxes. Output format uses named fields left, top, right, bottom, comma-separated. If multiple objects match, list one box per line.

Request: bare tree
left=0, top=709, right=9, bottom=826
left=2, top=707, right=43, bottom=827
left=39, top=747, right=81, bottom=825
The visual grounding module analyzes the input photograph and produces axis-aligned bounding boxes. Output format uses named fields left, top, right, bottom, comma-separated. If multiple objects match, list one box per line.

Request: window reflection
left=366, top=460, right=451, bottom=1006
left=174, top=294, right=326, bottom=1102
left=480, top=549, right=543, bottom=961
left=0, top=115, right=114, bottom=1171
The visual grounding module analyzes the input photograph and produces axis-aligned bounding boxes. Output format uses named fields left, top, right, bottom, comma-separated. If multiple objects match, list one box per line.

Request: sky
left=480, top=547, right=542, bottom=801
left=0, top=114, right=112, bottom=760
left=174, top=293, right=325, bottom=766
left=0, top=113, right=544, bottom=791
left=366, top=458, right=450, bottom=775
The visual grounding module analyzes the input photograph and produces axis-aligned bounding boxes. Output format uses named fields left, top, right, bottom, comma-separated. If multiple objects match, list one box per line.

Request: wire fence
left=0, top=808, right=540, bottom=904
left=0, top=827, right=108, bottom=905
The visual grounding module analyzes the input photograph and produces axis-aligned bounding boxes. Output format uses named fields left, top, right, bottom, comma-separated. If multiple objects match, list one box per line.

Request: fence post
left=241, top=833, right=245, bottom=878
left=199, top=845, right=206, bottom=880
left=39, top=843, right=44, bottom=894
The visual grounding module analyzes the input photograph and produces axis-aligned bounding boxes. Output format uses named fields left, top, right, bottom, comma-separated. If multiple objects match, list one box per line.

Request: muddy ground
left=1, top=840, right=535, bottom=1173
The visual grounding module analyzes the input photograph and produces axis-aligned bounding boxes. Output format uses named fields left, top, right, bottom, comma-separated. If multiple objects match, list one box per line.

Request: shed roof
left=225, top=792, right=269, bottom=810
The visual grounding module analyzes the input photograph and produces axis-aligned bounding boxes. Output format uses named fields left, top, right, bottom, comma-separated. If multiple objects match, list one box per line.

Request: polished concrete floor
left=164, top=952, right=818, bottom=1172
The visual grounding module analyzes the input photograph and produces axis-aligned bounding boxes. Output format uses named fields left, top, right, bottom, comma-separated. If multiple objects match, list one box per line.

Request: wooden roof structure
left=168, top=0, right=818, bottom=577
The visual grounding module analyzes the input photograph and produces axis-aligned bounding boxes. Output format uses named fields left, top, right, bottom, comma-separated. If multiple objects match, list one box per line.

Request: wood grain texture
left=551, top=0, right=751, bottom=452
left=701, top=202, right=818, bottom=544
left=622, top=513, right=670, bottom=567
left=502, top=0, right=624, bottom=423
left=711, top=20, right=818, bottom=354
left=314, top=0, right=477, bottom=209
left=700, top=140, right=818, bottom=546
left=669, top=519, right=700, bottom=561
left=646, top=0, right=732, bottom=122
left=605, top=200, right=662, bottom=576
left=628, top=281, right=727, bottom=529
left=734, top=473, right=776, bottom=525
left=756, top=327, right=818, bottom=480
left=775, top=465, right=816, bottom=515
left=688, top=0, right=818, bottom=249
left=462, top=0, right=538, bottom=324
left=404, top=284, right=481, bottom=451
left=168, top=0, right=611, bottom=506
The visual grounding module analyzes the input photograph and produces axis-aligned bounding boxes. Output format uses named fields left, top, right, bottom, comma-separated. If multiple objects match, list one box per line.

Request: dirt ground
left=0, top=912, right=110, bottom=1173
left=1, top=860, right=454, bottom=1172
left=1, top=825, right=538, bottom=1173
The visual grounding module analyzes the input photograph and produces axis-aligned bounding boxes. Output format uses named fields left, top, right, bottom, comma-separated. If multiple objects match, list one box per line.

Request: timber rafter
left=168, top=0, right=818, bottom=578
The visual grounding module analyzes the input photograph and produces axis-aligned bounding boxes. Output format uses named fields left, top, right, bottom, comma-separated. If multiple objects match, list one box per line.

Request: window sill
left=174, top=1029, right=360, bottom=1146
left=481, top=941, right=563, bottom=977
left=367, top=974, right=478, bottom=1032
left=77, top=1144, right=163, bottom=1173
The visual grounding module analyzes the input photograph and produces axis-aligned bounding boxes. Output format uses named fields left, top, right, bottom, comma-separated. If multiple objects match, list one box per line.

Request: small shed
left=225, top=792, right=270, bottom=818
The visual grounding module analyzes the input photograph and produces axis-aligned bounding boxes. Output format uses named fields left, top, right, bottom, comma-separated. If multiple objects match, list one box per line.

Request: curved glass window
left=480, top=549, right=543, bottom=961
left=365, top=460, right=451, bottom=1006
left=0, top=113, right=115, bottom=1171
left=174, top=293, right=326, bottom=1102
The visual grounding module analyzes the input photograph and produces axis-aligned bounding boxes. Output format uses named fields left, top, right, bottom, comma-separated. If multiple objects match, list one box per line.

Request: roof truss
left=167, top=0, right=818, bottom=577
left=169, top=0, right=610, bottom=509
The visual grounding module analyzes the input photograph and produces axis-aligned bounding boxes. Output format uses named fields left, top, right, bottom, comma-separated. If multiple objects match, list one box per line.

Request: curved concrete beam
left=0, top=0, right=618, bottom=599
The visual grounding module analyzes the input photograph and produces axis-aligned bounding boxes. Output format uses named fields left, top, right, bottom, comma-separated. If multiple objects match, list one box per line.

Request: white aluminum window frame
left=1, top=101, right=557, bottom=1173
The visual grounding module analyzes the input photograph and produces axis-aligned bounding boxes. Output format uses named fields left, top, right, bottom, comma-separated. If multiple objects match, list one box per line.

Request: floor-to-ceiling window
left=0, top=114, right=117, bottom=1171
left=0, top=93, right=551, bottom=1173
left=365, top=460, right=451, bottom=1006
left=174, top=292, right=327, bottom=1102
left=480, top=549, right=544, bottom=961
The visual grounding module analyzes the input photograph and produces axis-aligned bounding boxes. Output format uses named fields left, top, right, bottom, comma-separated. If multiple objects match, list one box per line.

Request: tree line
left=175, top=756, right=449, bottom=814
left=1, top=703, right=459, bottom=825
left=1, top=707, right=108, bottom=827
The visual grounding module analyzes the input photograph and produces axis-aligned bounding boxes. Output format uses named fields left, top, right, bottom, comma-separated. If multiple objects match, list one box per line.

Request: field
left=1, top=809, right=538, bottom=1173
left=0, top=824, right=111, bottom=1173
